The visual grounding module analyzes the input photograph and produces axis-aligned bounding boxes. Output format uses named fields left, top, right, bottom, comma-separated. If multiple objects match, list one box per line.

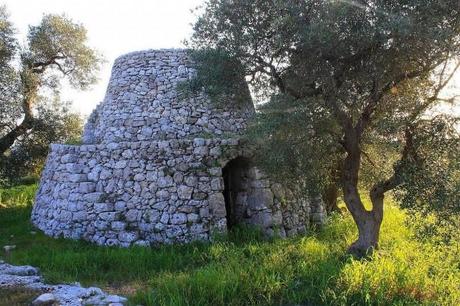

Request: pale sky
left=2, top=0, right=459, bottom=118
left=2, top=0, right=204, bottom=116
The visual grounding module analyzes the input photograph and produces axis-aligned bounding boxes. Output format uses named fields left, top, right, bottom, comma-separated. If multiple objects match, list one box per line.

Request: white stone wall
left=32, top=49, right=325, bottom=247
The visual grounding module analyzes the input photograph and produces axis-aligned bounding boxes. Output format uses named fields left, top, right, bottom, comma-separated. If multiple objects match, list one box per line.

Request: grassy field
left=1, top=184, right=460, bottom=305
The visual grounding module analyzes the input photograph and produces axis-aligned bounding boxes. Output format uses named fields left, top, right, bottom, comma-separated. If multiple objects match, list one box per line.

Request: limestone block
left=73, top=211, right=88, bottom=222
left=210, top=177, right=222, bottom=191
left=111, top=221, right=126, bottom=231
left=114, top=160, right=128, bottom=169
left=99, top=212, right=118, bottom=222
left=160, top=212, right=169, bottom=224
left=158, top=176, right=173, bottom=188
left=79, top=182, right=96, bottom=194
left=209, top=193, right=226, bottom=218
left=125, top=209, right=140, bottom=222
left=69, top=174, right=87, bottom=183
left=187, top=213, right=200, bottom=223
left=61, top=154, right=77, bottom=163
left=171, top=213, right=187, bottom=225
left=156, top=189, right=170, bottom=200
left=118, top=231, right=138, bottom=243
left=177, top=185, right=193, bottom=200
left=134, top=173, right=145, bottom=181
left=193, top=192, right=207, bottom=200
left=152, top=201, right=168, bottom=211
left=99, top=169, right=112, bottom=180
left=83, top=192, right=105, bottom=203
left=199, top=207, right=210, bottom=219
left=208, top=167, right=222, bottom=176
left=184, top=176, right=198, bottom=187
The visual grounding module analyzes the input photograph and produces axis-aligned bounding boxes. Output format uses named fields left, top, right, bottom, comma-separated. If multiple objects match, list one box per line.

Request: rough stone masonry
left=31, top=49, right=325, bottom=247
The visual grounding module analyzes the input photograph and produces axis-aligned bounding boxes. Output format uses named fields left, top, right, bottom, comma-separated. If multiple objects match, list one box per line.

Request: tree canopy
left=0, top=6, right=101, bottom=182
left=190, top=0, right=460, bottom=256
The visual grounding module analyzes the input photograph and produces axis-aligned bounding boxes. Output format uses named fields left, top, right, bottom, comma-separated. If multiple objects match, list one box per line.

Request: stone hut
left=31, top=49, right=325, bottom=247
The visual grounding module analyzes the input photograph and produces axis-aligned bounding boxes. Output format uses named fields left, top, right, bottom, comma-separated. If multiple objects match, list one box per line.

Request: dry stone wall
left=32, top=49, right=325, bottom=247
left=82, top=49, right=254, bottom=144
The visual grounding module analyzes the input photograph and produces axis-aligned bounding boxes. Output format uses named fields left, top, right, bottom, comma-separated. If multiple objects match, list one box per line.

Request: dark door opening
left=222, top=157, right=250, bottom=230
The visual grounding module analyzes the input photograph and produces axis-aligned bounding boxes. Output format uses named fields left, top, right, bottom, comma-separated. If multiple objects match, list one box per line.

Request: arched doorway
left=222, top=157, right=251, bottom=229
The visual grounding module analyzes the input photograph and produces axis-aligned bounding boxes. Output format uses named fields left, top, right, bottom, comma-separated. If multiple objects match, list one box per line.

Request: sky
left=2, top=0, right=204, bottom=116
left=2, top=0, right=459, bottom=117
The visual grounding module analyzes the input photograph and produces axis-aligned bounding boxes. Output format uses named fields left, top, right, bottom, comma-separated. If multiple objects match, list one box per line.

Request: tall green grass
left=0, top=184, right=459, bottom=305
left=0, top=183, right=37, bottom=208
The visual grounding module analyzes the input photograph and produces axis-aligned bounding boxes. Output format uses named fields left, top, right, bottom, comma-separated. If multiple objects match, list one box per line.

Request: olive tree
left=189, top=0, right=460, bottom=256
left=0, top=7, right=102, bottom=156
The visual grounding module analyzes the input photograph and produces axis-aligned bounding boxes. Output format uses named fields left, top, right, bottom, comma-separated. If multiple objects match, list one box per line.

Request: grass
left=0, top=288, right=41, bottom=306
left=1, top=184, right=460, bottom=305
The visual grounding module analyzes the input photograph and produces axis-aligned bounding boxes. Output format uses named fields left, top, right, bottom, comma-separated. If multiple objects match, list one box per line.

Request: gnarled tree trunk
left=347, top=209, right=383, bottom=257
left=342, top=181, right=383, bottom=257
left=340, top=125, right=385, bottom=258
left=0, top=69, right=38, bottom=155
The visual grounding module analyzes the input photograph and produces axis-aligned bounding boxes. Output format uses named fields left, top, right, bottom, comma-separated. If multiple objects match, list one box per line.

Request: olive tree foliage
left=0, top=6, right=20, bottom=138
left=178, top=49, right=250, bottom=106
left=0, top=97, right=84, bottom=183
left=189, top=0, right=460, bottom=256
left=0, top=7, right=102, bottom=158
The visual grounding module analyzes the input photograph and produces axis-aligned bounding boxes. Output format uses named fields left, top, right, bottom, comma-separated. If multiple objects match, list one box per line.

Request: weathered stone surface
left=209, top=193, right=226, bottom=218
left=111, top=221, right=126, bottom=231
left=31, top=49, right=325, bottom=247
left=171, top=213, right=187, bottom=225
left=177, top=185, right=193, bottom=200
left=247, top=189, right=273, bottom=211
left=32, top=293, right=56, bottom=306
left=0, top=261, right=127, bottom=306
left=118, top=231, right=138, bottom=243
left=0, top=263, right=39, bottom=276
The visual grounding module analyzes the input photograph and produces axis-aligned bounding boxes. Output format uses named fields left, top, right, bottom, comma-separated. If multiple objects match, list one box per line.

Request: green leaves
left=0, top=7, right=99, bottom=181
left=247, top=94, right=340, bottom=197
left=1, top=98, right=84, bottom=182
left=178, top=49, right=249, bottom=106
left=26, top=14, right=103, bottom=89
left=396, top=117, right=460, bottom=216
left=0, top=5, right=16, bottom=67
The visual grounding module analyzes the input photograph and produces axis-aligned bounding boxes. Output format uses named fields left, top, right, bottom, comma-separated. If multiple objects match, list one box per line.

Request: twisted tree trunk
left=340, top=124, right=384, bottom=257
left=347, top=206, right=383, bottom=257
left=341, top=128, right=411, bottom=257
left=0, top=69, right=38, bottom=155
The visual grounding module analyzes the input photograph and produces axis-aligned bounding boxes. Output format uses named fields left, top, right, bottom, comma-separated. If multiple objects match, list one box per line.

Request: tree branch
left=356, top=59, right=448, bottom=136
left=31, top=55, right=66, bottom=74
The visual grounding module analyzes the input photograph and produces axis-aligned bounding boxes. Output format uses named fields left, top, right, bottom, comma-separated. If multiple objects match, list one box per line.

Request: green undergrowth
left=0, top=183, right=37, bottom=208
left=1, top=184, right=459, bottom=305
left=0, top=288, right=40, bottom=306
